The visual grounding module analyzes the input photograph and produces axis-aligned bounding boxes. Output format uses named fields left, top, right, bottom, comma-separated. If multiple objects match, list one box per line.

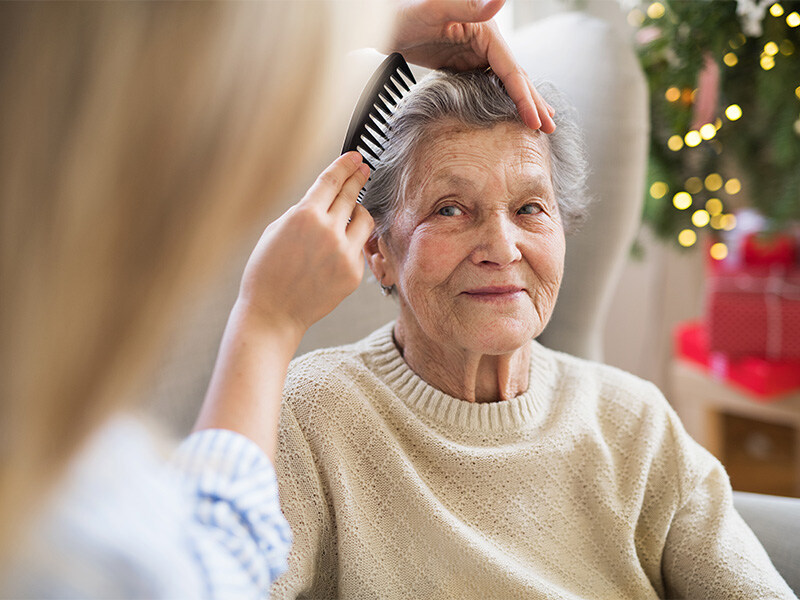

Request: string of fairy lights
left=629, top=1, right=800, bottom=260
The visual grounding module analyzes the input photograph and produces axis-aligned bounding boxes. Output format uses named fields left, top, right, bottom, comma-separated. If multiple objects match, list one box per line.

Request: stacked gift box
left=674, top=211, right=800, bottom=402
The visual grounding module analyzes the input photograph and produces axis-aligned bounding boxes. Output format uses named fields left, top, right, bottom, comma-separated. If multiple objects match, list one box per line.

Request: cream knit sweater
left=271, top=323, right=794, bottom=600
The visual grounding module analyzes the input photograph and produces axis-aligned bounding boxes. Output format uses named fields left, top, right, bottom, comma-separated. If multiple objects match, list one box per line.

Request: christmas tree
left=632, top=0, right=800, bottom=255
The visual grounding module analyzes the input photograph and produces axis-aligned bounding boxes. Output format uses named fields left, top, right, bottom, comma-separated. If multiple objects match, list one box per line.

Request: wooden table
left=670, top=359, right=800, bottom=497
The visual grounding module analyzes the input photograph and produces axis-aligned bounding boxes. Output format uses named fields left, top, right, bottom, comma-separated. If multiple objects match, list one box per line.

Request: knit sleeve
left=269, top=403, right=337, bottom=600
left=660, top=416, right=796, bottom=599
left=171, top=429, right=292, bottom=599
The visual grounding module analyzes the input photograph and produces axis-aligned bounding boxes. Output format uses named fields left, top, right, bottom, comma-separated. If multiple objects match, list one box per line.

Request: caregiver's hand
left=194, top=152, right=372, bottom=459
left=389, top=0, right=555, bottom=133
left=237, top=151, right=373, bottom=339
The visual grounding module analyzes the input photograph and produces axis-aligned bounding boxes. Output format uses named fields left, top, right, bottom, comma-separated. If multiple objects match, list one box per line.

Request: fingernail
left=348, top=151, right=363, bottom=164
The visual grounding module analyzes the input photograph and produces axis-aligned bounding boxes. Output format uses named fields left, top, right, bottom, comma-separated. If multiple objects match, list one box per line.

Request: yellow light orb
left=724, top=178, right=742, bottom=194
left=795, top=86, right=800, bottom=100
left=627, top=8, right=645, bottom=26
left=692, top=209, right=711, bottom=227
left=685, top=130, right=702, bottom=147
left=673, top=192, right=693, bottom=210
left=787, top=11, right=800, bottom=27
left=771, top=3, right=785, bottom=17
left=794, top=118, right=800, bottom=136
left=714, top=118, right=723, bottom=130
left=678, top=229, right=697, bottom=247
left=650, top=181, right=669, bottom=199
left=764, top=41, right=780, bottom=55
left=710, top=242, right=729, bottom=260
left=710, top=214, right=724, bottom=229
left=725, top=104, right=743, bottom=120
left=780, top=40, right=795, bottom=55
left=721, top=214, right=737, bottom=231
left=723, top=52, right=738, bottom=67
left=685, top=177, right=703, bottom=194
left=647, top=2, right=666, bottom=19
left=668, top=135, right=684, bottom=151
left=705, top=173, right=723, bottom=191
left=700, top=123, right=717, bottom=139
left=665, top=87, right=681, bottom=102
left=760, top=55, right=776, bottom=70
left=706, top=198, right=723, bottom=215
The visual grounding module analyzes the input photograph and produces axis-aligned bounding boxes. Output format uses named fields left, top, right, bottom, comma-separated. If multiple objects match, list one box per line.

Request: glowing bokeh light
left=771, top=3, right=785, bottom=17
left=685, top=177, right=703, bottom=194
left=761, top=55, right=776, bottom=70
left=700, top=124, right=717, bottom=139
left=705, top=173, right=723, bottom=191
left=650, top=182, right=668, bottom=199
left=725, top=104, right=743, bottom=120
left=665, top=87, right=681, bottom=102
left=787, top=12, right=800, bottom=27
left=721, top=214, right=737, bottom=230
left=723, top=52, right=738, bottom=66
left=692, top=209, right=711, bottom=227
left=647, top=2, right=666, bottom=19
left=706, top=198, right=723, bottom=215
left=764, top=41, right=780, bottom=55
left=710, top=242, right=729, bottom=260
left=685, top=130, right=702, bottom=147
left=668, top=135, right=684, bottom=151
left=628, top=9, right=645, bottom=26
left=673, top=192, right=693, bottom=210
left=724, top=178, right=742, bottom=194
left=678, top=229, right=697, bottom=247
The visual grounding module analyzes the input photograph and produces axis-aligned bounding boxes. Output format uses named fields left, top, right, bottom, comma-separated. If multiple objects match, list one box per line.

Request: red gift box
left=742, top=232, right=797, bottom=268
left=706, top=267, right=800, bottom=359
left=674, top=321, right=800, bottom=400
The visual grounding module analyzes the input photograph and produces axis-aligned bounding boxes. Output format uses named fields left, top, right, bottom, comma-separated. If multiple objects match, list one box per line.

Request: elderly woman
left=270, top=71, right=794, bottom=599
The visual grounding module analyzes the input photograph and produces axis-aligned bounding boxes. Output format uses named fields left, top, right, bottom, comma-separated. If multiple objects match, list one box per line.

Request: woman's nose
left=470, top=214, right=523, bottom=267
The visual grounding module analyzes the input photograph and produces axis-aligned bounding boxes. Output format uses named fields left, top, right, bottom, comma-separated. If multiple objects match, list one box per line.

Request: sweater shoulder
left=539, top=343, right=673, bottom=422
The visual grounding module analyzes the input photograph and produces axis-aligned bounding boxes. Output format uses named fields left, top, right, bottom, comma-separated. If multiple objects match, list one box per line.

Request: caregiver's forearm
left=193, top=299, right=303, bottom=462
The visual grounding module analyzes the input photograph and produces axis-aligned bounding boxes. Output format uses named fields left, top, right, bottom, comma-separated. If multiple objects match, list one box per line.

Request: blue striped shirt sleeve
left=170, top=429, right=292, bottom=599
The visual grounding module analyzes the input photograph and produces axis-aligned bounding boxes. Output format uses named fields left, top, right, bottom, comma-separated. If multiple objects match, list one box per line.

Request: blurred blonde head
left=0, top=1, right=387, bottom=557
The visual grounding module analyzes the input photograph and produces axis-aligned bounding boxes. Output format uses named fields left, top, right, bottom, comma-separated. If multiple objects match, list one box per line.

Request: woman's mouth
left=461, top=286, right=525, bottom=301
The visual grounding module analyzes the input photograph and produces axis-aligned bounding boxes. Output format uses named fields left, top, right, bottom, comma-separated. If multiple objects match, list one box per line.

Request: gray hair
left=361, top=69, right=590, bottom=238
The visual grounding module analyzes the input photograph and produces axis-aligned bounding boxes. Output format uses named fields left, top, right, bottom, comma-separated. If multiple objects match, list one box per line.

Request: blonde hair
left=0, top=1, right=380, bottom=558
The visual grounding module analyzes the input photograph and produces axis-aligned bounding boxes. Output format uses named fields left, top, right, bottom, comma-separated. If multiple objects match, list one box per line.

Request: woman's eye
left=437, top=205, right=463, bottom=217
left=518, top=203, right=542, bottom=215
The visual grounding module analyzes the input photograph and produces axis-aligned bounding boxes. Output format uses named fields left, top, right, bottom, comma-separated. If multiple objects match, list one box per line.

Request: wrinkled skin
left=365, top=123, right=565, bottom=403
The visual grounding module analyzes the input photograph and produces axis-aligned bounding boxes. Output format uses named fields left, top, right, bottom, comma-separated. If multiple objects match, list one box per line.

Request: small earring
left=379, top=276, right=393, bottom=296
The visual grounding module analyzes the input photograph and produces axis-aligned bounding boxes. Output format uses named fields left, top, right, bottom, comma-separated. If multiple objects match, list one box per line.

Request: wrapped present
left=742, top=232, right=797, bottom=268
left=674, top=321, right=800, bottom=400
left=706, top=266, right=800, bottom=359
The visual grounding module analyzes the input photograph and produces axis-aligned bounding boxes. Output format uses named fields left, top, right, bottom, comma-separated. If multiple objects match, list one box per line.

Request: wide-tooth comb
left=341, top=53, right=416, bottom=201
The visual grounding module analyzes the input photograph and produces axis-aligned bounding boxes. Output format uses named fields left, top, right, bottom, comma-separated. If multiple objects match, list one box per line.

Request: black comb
left=341, top=52, right=416, bottom=200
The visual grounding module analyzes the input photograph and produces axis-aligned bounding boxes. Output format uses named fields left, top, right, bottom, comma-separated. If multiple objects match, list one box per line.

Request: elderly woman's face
left=381, top=122, right=565, bottom=355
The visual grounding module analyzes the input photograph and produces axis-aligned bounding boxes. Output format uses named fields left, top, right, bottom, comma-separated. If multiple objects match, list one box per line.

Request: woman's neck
left=393, top=318, right=531, bottom=404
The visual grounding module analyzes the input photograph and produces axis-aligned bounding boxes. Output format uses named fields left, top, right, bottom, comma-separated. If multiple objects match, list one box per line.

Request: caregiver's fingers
left=346, top=203, right=374, bottom=247
left=529, top=81, right=556, bottom=134
left=329, top=162, right=370, bottom=224
left=301, top=151, right=364, bottom=210
left=421, top=0, right=505, bottom=24
left=481, top=23, right=555, bottom=131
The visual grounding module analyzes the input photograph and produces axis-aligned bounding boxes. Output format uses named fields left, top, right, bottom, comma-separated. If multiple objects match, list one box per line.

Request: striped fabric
left=1, top=418, right=291, bottom=599
left=172, top=428, right=293, bottom=597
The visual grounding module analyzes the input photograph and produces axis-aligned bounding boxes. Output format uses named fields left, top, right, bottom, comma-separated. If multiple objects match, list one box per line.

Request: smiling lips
left=461, top=285, right=525, bottom=301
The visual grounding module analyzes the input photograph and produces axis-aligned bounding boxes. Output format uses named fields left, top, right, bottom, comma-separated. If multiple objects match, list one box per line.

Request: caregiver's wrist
left=230, top=297, right=305, bottom=354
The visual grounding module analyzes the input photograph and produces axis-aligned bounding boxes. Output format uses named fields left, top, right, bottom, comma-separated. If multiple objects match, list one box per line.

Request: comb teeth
left=341, top=53, right=417, bottom=198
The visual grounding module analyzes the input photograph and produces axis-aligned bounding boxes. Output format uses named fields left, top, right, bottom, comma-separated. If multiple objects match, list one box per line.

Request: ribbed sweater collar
left=362, top=323, right=557, bottom=432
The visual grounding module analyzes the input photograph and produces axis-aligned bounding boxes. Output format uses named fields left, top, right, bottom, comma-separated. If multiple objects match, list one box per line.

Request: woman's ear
left=363, top=234, right=396, bottom=287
